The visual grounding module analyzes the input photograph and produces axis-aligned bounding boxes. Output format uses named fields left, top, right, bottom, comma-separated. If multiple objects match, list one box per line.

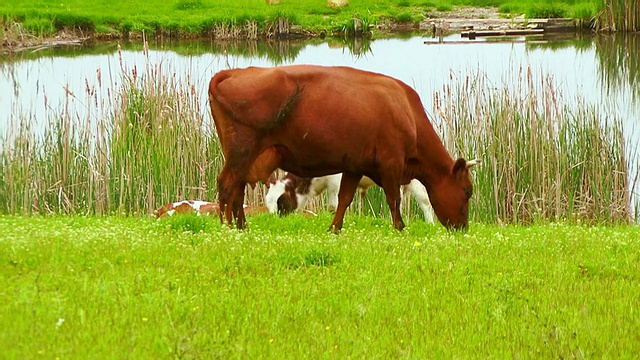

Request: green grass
left=1, top=214, right=639, bottom=358
left=0, top=0, right=612, bottom=38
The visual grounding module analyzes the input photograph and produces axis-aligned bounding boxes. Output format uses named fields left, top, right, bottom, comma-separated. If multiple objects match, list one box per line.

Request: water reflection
left=595, top=34, right=640, bottom=101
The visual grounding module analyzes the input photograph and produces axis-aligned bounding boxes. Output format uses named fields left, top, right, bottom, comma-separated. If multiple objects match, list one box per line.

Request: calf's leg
left=408, top=179, right=434, bottom=223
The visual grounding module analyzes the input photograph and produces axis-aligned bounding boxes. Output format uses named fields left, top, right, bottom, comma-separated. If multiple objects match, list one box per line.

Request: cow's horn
left=466, top=159, right=482, bottom=168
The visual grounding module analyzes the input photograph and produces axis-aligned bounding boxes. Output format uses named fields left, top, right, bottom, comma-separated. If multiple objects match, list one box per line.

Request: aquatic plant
left=594, top=0, right=640, bottom=32
left=433, top=66, right=635, bottom=224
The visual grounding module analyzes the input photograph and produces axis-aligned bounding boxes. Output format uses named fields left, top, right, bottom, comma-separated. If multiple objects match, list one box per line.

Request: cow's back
left=255, top=66, right=422, bottom=176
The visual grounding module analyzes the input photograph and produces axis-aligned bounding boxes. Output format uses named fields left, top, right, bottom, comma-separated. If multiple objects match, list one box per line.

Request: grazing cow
left=154, top=200, right=267, bottom=218
left=208, top=65, right=479, bottom=231
left=266, top=172, right=435, bottom=223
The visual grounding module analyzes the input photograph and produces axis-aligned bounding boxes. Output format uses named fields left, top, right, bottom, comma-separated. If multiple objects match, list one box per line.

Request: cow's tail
left=270, top=82, right=302, bottom=129
left=208, top=70, right=235, bottom=116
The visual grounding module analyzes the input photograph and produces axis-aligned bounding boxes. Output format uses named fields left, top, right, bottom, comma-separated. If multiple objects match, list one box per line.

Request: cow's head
left=429, top=158, right=480, bottom=230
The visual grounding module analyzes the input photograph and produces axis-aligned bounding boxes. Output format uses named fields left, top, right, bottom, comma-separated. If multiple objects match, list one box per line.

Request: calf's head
left=265, top=176, right=297, bottom=215
left=429, top=158, right=480, bottom=230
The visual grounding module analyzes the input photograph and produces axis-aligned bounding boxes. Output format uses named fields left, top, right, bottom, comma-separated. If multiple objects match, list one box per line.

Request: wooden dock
left=461, top=29, right=544, bottom=39
left=460, top=18, right=581, bottom=39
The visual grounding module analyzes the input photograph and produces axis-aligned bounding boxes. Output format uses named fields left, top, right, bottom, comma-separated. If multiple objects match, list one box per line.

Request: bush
left=52, top=13, right=95, bottom=30
left=22, top=18, right=55, bottom=36
left=173, top=0, right=207, bottom=11
left=572, top=3, right=596, bottom=19
left=527, top=2, right=569, bottom=18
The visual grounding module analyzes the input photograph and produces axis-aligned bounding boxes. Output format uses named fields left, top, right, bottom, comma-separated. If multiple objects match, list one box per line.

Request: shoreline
left=2, top=7, right=589, bottom=55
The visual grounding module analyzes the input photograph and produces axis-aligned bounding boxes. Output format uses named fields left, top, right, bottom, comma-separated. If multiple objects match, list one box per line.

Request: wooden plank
left=461, top=29, right=544, bottom=38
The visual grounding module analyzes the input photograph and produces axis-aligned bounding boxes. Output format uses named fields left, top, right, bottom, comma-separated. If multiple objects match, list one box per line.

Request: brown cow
left=208, top=65, right=479, bottom=231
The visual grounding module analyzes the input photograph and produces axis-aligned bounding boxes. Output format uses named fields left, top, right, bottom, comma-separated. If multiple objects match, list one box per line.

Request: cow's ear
left=452, top=158, right=468, bottom=177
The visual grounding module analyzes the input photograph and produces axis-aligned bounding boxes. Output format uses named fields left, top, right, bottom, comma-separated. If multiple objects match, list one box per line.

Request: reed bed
left=1, top=42, right=232, bottom=216
left=433, top=66, right=636, bottom=224
left=1, top=56, right=636, bottom=223
left=594, top=0, right=640, bottom=32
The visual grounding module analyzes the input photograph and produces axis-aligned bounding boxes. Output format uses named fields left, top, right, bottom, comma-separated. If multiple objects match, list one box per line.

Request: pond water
left=2, top=33, right=639, bottom=133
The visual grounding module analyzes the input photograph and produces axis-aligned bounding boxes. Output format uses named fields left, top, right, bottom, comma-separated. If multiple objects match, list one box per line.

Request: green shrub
left=435, top=3, right=453, bottom=12
left=527, top=2, right=569, bottom=18
left=22, top=17, right=55, bottom=36
left=572, top=3, right=596, bottom=19
left=498, top=2, right=525, bottom=15
left=395, top=11, right=416, bottom=23
left=173, top=0, right=207, bottom=11
left=52, top=13, right=95, bottom=30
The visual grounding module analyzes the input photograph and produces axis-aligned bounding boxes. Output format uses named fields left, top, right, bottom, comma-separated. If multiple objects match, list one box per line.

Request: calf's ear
left=266, top=173, right=278, bottom=189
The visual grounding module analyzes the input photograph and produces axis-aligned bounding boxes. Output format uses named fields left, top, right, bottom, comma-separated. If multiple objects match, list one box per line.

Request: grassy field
left=1, top=214, right=639, bottom=358
left=0, top=0, right=605, bottom=39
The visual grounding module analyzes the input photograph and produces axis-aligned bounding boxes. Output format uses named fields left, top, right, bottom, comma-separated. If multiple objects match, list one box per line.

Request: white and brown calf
left=154, top=200, right=267, bottom=218
left=265, top=173, right=435, bottom=223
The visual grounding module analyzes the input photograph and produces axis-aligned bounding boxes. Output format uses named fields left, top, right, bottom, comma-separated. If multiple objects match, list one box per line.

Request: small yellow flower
left=142, top=317, right=148, bottom=322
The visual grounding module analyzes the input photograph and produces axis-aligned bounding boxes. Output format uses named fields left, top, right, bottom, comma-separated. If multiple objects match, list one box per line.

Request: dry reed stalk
left=595, top=0, right=640, bottom=32
left=433, top=66, right=633, bottom=224
left=1, top=40, right=224, bottom=216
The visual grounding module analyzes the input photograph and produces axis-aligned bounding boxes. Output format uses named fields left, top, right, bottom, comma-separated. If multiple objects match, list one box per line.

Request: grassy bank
left=1, top=215, right=638, bottom=358
left=0, top=0, right=608, bottom=40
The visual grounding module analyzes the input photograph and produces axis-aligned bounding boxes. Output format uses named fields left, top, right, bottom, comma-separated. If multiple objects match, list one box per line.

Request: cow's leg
left=232, top=181, right=247, bottom=229
left=380, top=171, right=405, bottom=230
left=217, top=165, right=248, bottom=229
left=328, top=172, right=361, bottom=233
left=383, top=185, right=405, bottom=231
left=217, top=170, right=234, bottom=225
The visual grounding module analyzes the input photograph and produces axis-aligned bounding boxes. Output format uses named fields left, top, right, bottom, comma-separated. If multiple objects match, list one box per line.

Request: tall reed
left=108, top=43, right=221, bottom=214
left=594, top=0, right=640, bottom=32
left=0, top=42, right=235, bottom=215
left=1, top=55, right=636, bottom=223
left=433, top=66, right=635, bottom=224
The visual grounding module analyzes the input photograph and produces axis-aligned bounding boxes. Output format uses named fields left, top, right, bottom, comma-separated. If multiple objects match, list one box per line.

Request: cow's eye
left=464, top=187, right=472, bottom=199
